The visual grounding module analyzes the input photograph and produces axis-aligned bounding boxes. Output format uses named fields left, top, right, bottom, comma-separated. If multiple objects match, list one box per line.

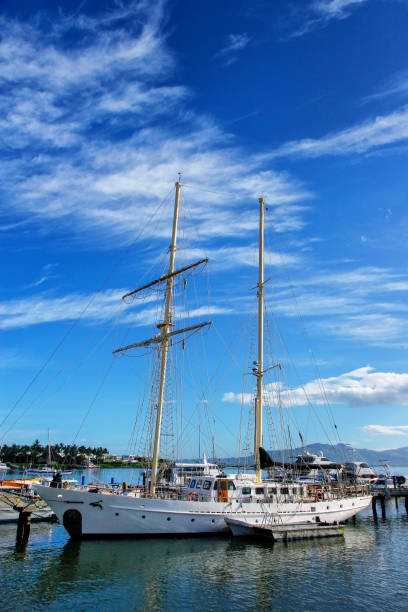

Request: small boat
left=26, top=466, right=72, bottom=476
left=225, top=517, right=344, bottom=541
left=0, top=479, right=55, bottom=523
left=371, top=463, right=407, bottom=493
left=344, top=461, right=377, bottom=484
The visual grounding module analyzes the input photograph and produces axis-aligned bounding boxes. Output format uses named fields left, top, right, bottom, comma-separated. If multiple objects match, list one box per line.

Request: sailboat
left=35, top=176, right=372, bottom=538
left=27, top=430, right=72, bottom=476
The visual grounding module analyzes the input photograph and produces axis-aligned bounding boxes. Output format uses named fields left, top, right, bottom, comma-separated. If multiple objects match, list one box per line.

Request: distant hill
left=218, top=443, right=408, bottom=467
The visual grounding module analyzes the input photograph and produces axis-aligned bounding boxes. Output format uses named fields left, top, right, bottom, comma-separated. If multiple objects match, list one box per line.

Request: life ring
left=315, top=491, right=323, bottom=502
left=188, top=491, right=199, bottom=501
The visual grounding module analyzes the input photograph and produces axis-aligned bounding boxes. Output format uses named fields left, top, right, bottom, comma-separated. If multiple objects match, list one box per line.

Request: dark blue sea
left=1, top=468, right=408, bottom=611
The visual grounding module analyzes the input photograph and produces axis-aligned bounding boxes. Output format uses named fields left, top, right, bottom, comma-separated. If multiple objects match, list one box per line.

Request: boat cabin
left=186, top=475, right=309, bottom=503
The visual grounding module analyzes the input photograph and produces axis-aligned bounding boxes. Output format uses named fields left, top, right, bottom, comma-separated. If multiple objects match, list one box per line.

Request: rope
left=1, top=189, right=171, bottom=436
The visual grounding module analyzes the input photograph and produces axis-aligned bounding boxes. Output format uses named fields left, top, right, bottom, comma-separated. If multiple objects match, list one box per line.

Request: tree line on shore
left=0, top=440, right=109, bottom=467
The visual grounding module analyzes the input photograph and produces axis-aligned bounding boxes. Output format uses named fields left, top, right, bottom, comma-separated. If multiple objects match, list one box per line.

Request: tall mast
left=150, top=175, right=182, bottom=495
left=47, top=428, right=51, bottom=466
left=254, top=197, right=265, bottom=483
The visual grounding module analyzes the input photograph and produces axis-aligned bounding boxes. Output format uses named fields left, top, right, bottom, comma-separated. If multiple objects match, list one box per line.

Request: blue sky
left=2, top=0, right=408, bottom=458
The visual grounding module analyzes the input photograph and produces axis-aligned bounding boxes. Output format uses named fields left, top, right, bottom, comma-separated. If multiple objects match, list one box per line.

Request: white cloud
left=0, top=350, right=38, bottom=370
left=362, top=424, right=408, bottom=436
left=223, top=366, right=408, bottom=408
left=24, top=264, right=59, bottom=289
left=176, top=245, right=301, bottom=270
left=363, top=70, right=408, bottom=103
left=291, top=0, right=368, bottom=36
left=0, top=287, right=230, bottom=331
left=266, top=106, right=408, bottom=159
left=0, top=289, right=125, bottom=330
left=311, top=0, right=367, bottom=19
left=214, top=34, right=250, bottom=66
left=0, top=4, right=309, bottom=248
left=265, top=266, right=408, bottom=346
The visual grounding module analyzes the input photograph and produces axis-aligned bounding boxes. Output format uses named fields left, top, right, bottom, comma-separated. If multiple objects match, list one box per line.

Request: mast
left=47, top=428, right=51, bottom=466
left=254, top=197, right=265, bottom=483
left=150, top=175, right=182, bottom=495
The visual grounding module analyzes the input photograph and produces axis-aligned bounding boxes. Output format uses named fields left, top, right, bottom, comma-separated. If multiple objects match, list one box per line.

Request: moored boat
left=35, top=178, right=372, bottom=538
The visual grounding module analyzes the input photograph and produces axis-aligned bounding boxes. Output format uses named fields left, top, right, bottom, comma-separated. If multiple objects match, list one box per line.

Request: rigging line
left=189, top=315, right=251, bottom=440
left=1, top=188, right=172, bottom=434
left=211, top=322, right=244, bottom=374
left=265, top=230, right=333, bottom=449
left=182, top=183, right=251, bottom=200
left=266, top=220, right=342, bottom=443
left=0, top=316, right=121, bottom=445
left=72, top=358, right=116, bottom=444
left=2, top=300, right=126, bottom=442
left=267, top=306, right=337, bottom=451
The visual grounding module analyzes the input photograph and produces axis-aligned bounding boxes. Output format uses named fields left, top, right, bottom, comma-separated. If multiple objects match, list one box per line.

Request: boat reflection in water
left=1, top=517, right=388, bottom=611
left=3, top=506, right=408, bottom=612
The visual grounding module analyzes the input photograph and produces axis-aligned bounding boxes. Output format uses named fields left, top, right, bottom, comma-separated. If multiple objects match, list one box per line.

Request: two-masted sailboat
left=35, top=177, right=372, bottom=538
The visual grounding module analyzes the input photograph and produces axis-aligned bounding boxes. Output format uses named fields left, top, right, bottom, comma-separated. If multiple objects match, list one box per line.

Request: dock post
left=380, top=495, right=386, bottom=519
left=372, top=496, right=377, bottom=519
left=395, top=496, right=399, bottom=510
left=405, top=496, right=408, bottom=515
left=16, top=510, right=31, bottom=546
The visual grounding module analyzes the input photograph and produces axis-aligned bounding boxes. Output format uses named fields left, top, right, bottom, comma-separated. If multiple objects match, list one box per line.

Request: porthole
left=211, top=519, right=215, bottom=523
left=141, top=515, right=146, bottom=519
left=115, top=512, right=119, bottom=516
left=326, top=506, right=330, bottom=510
left=191, top=518, right=195, bottom=522
left=167, top=517, right=171, bottom=521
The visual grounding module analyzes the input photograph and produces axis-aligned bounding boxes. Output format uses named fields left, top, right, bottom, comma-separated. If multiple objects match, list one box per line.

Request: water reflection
left=1, top=515, right=408, bottom=611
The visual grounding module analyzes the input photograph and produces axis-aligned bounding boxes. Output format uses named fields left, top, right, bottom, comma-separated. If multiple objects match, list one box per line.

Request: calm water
left=1, top=468, right=408, bottom=611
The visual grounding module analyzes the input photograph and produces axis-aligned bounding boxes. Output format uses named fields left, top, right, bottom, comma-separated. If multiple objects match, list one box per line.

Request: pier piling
left=16, top=510, right=31, bottom=546
left=380, top=496, right=386, bottom=519
left=372, top=496, right=377, bottom=519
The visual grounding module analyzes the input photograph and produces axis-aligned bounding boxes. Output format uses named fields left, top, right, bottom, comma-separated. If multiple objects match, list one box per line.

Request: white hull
left=35, top=485, right=372, bottom=538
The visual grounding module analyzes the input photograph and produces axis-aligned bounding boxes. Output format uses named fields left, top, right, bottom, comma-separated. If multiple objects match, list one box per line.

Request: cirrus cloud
left=362, top=424, right=408, bottom=436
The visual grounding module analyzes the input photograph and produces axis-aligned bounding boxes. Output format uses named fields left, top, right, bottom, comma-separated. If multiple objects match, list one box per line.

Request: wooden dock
left=371, top=487, right=408, bottom=519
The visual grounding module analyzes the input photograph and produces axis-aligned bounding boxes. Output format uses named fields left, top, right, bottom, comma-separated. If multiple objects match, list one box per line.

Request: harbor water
left=1, top=468, right=408, bottom=611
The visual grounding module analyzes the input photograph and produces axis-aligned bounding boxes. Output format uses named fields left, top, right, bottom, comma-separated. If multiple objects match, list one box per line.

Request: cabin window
left=281, top=487, right=289, bottom=495
left=189, top=480, right=196, bottom=488
left=196, top=480, right=202, bottom=489
left=203, top=480, right=211, bottom=490
left=268, top=487, right=277, bottom=495
left=220, top=481, right=227, bottom=491
left=228, top=481, right=236, bottom=491
left=291, top=488, right=299, bottom=495
left=256, top=488, right=265, bottom=496
left=213, top=480, right=218, bottom=490
left=242, top=487, right=251, bottom=495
